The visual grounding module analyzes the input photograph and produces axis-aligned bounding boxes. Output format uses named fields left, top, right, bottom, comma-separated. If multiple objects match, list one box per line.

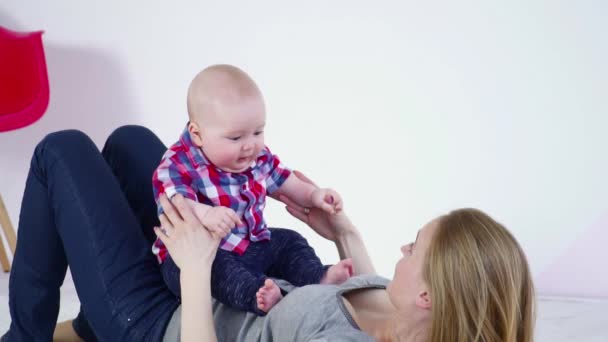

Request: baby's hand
left=311, top=188, right=343, bottom=214
left=201, top=206, right=242, bottom=238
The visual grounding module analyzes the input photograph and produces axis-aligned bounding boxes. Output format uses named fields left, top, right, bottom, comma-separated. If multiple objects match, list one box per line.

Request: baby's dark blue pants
left=161, top=229, right=328, bottom=315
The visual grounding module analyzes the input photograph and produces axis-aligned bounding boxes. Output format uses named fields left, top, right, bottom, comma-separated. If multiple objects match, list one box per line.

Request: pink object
left=0, top=26, right=49, bottom=132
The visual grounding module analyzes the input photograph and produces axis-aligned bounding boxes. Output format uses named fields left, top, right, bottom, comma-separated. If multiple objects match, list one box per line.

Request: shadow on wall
left=0, top=12, right=139, bottom=237
left=536, top=212, right=608, bottom=299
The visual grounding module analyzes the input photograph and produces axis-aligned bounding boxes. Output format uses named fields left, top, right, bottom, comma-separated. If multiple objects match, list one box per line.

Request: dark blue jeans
left=4, top=126, right=179, bottom=341
left=162, top=228, right=328, bottom=316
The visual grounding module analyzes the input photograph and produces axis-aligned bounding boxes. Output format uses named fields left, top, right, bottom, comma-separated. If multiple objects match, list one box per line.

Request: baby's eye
left=228, top=136, right=241, bottom=141
left=254, top=131, right=264, bottom=136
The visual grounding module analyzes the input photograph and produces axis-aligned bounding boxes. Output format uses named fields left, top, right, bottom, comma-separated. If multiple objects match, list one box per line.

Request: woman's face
left=386, top=218, right=439, bottom=311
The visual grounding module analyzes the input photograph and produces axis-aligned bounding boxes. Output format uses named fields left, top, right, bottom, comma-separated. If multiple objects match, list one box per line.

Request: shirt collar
left=179, top=124, right=212, bottom=168
left=178, top=124, right=258, bottom=173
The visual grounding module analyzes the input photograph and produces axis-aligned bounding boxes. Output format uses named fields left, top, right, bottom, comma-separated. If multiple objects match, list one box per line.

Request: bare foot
left=320, top=258, right=354, bottom=285
left=256, top=278, right=283, bottom=313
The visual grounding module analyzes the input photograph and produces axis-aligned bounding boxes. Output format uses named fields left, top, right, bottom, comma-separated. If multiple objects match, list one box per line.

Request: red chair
left=0, top=26, right=49, bottom=271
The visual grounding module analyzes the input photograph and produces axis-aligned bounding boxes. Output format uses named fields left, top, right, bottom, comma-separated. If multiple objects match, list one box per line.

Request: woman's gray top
left=163, top=274, right=390, bottom=341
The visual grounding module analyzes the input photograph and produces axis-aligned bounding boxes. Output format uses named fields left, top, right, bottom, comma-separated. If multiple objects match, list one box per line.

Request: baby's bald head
left=185, top=65, right=266, bottom=150
left=187, top=64, right=264, bottom=124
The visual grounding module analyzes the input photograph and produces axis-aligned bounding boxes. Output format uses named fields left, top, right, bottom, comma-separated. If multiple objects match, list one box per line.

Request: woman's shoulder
left=274, top=274, right=389, bottom=306
left=258, top=275, right=389, bottom=340
left=339, top=274, right=390, bottom=290
left=339, top=274, right=395, bottom=319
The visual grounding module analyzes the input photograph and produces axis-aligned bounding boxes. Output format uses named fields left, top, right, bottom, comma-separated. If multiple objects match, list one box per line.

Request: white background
left=1, top=0, right=607, bottom=297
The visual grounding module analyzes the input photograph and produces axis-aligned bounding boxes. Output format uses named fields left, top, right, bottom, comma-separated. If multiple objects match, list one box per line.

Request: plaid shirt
left=151, top=126, right=291, bottom=263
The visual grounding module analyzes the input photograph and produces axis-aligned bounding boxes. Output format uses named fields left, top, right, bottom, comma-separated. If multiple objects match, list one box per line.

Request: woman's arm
left=280, top=171, right=376, bottom=276
left=155, top=194, right=220, bottom=342
left=333, top=225, right=376, bottom=276
left=180, top=267, right=216, bottom=342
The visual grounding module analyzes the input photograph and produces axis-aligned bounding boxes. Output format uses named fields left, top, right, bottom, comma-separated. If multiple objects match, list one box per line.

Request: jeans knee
left=106, top=125, right=154, bottom=149
left=37, top=130, right=94, bottom=156
left=31, top=130, right=95, bottom=175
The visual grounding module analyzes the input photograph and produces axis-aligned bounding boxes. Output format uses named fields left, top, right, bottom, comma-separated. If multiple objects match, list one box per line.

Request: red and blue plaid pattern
left=151, top=126, right=291, bottom=263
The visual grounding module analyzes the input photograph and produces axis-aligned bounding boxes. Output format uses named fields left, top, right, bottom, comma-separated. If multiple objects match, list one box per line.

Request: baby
left=152, top=64, right=353, bottom=315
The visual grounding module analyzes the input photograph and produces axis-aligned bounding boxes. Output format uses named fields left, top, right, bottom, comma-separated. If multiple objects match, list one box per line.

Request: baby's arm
left=263, top=147, right=341, bottom=213
left=153, top=154, right=238, bottom=239
left=273, top=173, right=343, bottom=214
left=186, top=199, right=241, bottom=238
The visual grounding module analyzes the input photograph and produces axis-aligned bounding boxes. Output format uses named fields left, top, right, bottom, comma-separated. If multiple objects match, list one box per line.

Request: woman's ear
left=188, top=121, right=204, bottom=147
left=415, top=290, right=432, bottom=310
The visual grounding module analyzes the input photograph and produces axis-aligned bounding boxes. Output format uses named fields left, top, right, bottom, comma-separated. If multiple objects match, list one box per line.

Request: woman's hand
left=154, top=193, right=221, bottom=271
left=156, top=194, right=219, bottom=342
left=280, top=170, right=355, bottom=242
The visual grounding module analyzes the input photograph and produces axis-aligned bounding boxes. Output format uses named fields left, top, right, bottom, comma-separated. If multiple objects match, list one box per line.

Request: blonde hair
left=424, top=208, right=535, bottom=342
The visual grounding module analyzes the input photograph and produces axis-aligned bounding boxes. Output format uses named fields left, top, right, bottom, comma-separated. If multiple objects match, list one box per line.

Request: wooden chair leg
left=0, top=193, right=16, bottom=272
left=0, top=232, right=9, bottom=272
left=54, top=319, right=84, bottom=342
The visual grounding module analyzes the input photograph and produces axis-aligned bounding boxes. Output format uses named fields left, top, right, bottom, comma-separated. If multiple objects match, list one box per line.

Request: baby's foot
left=320, top=258, right=353, bottom=285
left=256, top=278, right=283, bottom=313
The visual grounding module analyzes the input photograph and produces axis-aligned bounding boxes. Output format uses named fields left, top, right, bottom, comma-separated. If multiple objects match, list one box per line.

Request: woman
left=2, top=126, right=535, bottom=341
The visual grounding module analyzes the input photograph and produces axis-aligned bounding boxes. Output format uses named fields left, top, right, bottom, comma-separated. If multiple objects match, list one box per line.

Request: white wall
left=1, top=0, right=607, bottom=297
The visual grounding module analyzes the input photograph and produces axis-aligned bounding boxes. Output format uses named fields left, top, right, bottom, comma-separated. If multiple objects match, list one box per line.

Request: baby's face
left=196, top=96, right=266, bottom=173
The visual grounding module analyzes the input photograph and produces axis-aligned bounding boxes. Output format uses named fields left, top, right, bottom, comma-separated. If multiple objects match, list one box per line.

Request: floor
left=1, top=271, right=607, bottom=341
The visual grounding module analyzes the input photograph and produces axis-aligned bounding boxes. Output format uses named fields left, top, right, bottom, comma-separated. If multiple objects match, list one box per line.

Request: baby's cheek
left=215, top=149, right=238, bottom=165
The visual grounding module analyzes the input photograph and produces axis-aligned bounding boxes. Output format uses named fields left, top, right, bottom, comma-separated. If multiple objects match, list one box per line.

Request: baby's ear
left=188, top=121, right=204, bottom=147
